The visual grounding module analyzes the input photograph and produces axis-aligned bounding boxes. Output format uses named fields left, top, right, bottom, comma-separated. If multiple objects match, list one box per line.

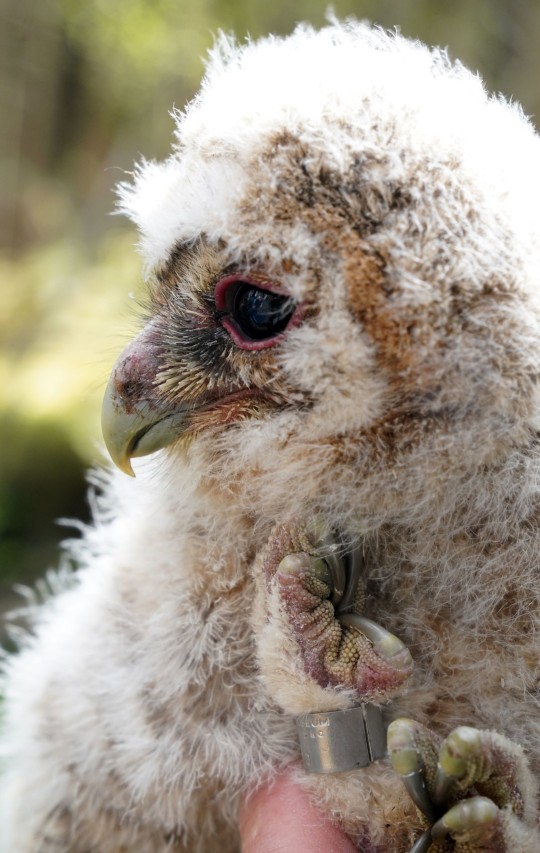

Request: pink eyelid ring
left=214, top=274, right=305, bottom=351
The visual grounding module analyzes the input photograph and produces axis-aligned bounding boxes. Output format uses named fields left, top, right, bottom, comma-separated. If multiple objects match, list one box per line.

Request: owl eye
left=214, top=276, right=297, bottom=350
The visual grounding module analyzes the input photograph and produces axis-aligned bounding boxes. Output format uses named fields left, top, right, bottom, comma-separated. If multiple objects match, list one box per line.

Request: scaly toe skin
left=341, top=619, right=413, bottom=697
left=339, top=614, right=413, bottom=671
left=261, top=519, right=413, bottom=698
left=433, top=726, right=483, bottom=805
left=434, top=727, right=528, bottom=818
left=261, top=521, right=315, bottom=589
left=425, top=797, right=539, bottom=853
left=388, top=723, right=540, bottom=853
left=277, top=551, right=412, bottom=697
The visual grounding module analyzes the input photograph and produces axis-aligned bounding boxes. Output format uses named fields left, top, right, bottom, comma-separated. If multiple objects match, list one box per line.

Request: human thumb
left=239, top=770, right=358, bottom=853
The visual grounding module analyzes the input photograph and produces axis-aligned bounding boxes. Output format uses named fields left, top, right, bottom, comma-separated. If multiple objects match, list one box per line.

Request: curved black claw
left=430, top=796, right=498, bottom=841
left=409, top=829, right=433, bottom=853
left=387, top=719, right=436, bottom=823
left=336, top=545, right=363, bottom=614
left=389, top=720, right=540, bottom=852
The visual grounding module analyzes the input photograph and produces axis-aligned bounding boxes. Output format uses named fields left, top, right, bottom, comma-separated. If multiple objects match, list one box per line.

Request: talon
left=409, top=829, right=433, bottom=853
left=339, top=613, right=413, bottom=669
left=431, top=796, right=499, bottom=840
left=305, top=518, right=346, bottom=605
left=336, top=545, right=363, bottom=614
left=402, top=772, right=436, bottom=824
left=432, top=765, right=456, bottom=806
left=386, top=720, right=538, bottom=851
left=325, top=550, right=346, bottom=606
left=388, top=719, right=435, bottom=821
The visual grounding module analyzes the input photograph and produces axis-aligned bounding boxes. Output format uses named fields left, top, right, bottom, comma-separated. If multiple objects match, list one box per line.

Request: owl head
left=102, top=22, right=540, bottom=534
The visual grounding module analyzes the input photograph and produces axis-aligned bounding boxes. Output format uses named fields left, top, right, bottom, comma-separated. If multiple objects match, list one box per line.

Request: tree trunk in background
left=0, top=0, right=64, bottom=251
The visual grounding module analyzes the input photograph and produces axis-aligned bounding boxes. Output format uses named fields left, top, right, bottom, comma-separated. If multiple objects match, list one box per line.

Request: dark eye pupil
left=232, top=284, right=295, bottom=340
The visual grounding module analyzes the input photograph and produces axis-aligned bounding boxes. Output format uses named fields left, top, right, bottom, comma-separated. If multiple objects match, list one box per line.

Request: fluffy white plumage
left=3, top=19, right=540, bottom=852
left=120, top=24, right=540, bottom=277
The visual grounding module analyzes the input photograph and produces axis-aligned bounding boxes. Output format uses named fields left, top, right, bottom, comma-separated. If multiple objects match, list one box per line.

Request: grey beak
left=101, top=328, right=189, bottom=476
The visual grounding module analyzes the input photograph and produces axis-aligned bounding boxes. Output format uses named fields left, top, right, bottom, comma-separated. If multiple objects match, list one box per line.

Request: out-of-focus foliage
left=0, top=233, right=141, bottom=455
left=1, top=0, right=539, bottom=598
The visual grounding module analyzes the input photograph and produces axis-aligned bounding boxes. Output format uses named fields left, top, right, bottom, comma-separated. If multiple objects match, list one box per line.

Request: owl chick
left=3, top=20, right=540, bottom=853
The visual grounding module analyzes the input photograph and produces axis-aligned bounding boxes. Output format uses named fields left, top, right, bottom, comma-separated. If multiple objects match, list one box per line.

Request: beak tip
left=101, top=367, right=185, bottom=476
left=118, top=457, right=136, bottom=478
left=101, top=376, right=137, bottom=477
left=103, top=439, right=136, bottom=477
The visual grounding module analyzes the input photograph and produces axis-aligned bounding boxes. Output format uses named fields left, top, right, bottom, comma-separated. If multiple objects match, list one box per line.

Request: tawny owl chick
left=3, top=20, right=540, bottom=852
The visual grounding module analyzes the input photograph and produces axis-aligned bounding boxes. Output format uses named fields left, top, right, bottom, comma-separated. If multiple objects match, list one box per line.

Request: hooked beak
left=101, top=329, right=187, bottom=476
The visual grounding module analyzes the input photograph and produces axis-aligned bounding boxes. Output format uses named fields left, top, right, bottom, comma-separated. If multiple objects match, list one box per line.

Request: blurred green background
left=1, top=0, right=539, bottom=613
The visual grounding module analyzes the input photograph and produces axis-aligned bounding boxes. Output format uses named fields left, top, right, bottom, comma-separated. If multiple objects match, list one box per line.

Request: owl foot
left=260, top=520, right=412, bottom=699
left=387, top=718, right=540, bottom=852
